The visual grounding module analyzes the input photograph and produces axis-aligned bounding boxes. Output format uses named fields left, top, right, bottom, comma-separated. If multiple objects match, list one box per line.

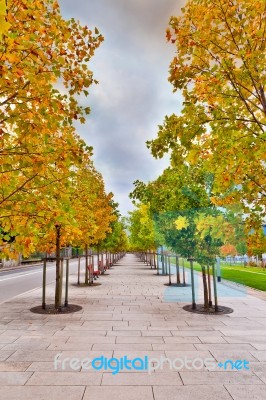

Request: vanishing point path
left=0, top=253, right=266, bottom=400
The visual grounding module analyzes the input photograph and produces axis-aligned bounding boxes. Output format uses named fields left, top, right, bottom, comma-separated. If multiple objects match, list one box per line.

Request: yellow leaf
left=0, top=0, right=7, bottom=15
left=0, top=19, right=11, bottom=37
left=174, top=216, right=189, bottom=230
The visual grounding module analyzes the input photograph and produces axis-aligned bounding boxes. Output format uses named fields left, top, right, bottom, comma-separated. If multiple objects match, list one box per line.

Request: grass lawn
left=220, top=267, right=266, bottom=291
left=169, top=258, right=266, bottom=292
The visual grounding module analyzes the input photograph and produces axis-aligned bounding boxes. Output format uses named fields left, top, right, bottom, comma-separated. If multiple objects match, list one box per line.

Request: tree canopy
left=0, top=1, right=116, bottom=261
left=147, top=0, right=266, bottom=231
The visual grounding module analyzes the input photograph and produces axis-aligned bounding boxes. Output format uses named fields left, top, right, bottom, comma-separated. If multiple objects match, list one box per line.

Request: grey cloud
left=59, top=0, right=184, bottom=215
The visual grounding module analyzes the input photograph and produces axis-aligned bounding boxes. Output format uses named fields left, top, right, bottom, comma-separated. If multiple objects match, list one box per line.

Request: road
left=0, top=259, right=86, bottom=304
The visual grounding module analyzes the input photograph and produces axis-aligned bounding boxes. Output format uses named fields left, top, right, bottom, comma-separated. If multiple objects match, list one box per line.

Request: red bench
left=99, top=261, right=106, bottom=274
left=87, top=264, right=100, bottom=279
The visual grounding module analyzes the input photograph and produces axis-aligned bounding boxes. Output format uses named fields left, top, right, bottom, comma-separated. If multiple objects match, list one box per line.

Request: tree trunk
left=207, top=265, right=212, bottom=307
left=77, top=256, right=80, bottom=285
left=189, top=257, right=196, bottom=309
left=97, top=245, right=100, bottom=270
left=55, top=224, right=61, bottom=310
left=201, top=266, right=209, bottom=310
left=85, top=244, right=88, bottom=285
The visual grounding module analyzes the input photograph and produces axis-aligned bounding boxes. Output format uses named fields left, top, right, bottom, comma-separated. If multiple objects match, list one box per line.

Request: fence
left=222, top=255, right=266, bottom=267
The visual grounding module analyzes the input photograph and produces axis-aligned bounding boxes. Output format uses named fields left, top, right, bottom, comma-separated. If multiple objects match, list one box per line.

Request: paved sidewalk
left=0, top=253, right=266, bottom=400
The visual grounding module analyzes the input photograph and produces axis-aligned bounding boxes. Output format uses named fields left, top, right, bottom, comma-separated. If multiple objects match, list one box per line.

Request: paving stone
left=26, top=361, right=83, bottom=372
left=194, top=344, right=256, bottom=351
left=225, top=385, right=266, bottom=400
left=7, top=350, right=62, bottom=362
left=1, top=329, right=55, bottom=337
left=148, top=326, right=187, bottom=330
left=186, top=321, right=226, bottom=327
left=0, top=386, right=85, bottom=400
left=116, top=337, right=164, bottom=344
left=250, top=343, right=266, bottom=350
left=113, top=351, right=165, bottom=360
left=67, top=336, right=115, bottom=344
left=113, top=325, right=148, bottom=331
left=221, top=318, right=264, bottom=327
left=3, top=342, right=50, bottom=351
left=249, top=362, right=266, bottom=384
left=81, top=321, right=128, bottom=330
left=153, top=385, right=232, bottom=400
left=219, top=329, right=266, bottom=336
left=0, top=336, right=19, bottom=344
left=54, top=330, right=107, bottom=337
left=107, top=330, right=141, bottom=336
left=0, top=350, right=15, bottom=361
left=26, top=371, right=102, bottom=385
left=179, top=326, right=220, bottom=331
left=180, top=371, right=262, bottom=385
left=83, top=386, right=154, bottom=400
left=198, top=336, right=228, bottom=344
left=249, top=351, right=266, bottom=362
left=57, top=351, right=113, bottom=363
left=92, top=343, right=153, bottom=351
left=0, top=371, right=33, bottom=385
left=141, top=330, right=173, bottom=337
left=0, top=362, right=30, bottom=372
left=164, top=350, right=213, bottom=359
left=208, top=350, right=258, bottom=362
left=47, top=343, right=93, bottom=351
left=164, top=337, right=201, bottom=344
left=152, top=344, right=196, bottom=351
left=225, top=336, right=266, bottom=344
left=44, top=321, right=83, bottom=327
left=128, top=321, right=151, bottom=327
left=102, top=371, right=183, bottom=385
left=80, top=315, right=123, bottom=321
left=171, top=330, right=223, bottom=337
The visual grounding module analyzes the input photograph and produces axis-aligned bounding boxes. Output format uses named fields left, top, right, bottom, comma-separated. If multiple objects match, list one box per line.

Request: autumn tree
left=0, top=1, right=10, bottom=40
left=130, top=164, right=212, bottom=257
left=71, top=163, right=115, bottom=284
left=128, top=203, right=160, bottom=251
left=247, top=229, right=266, bottom=260
left=223, top=205, right=248, bottom=255
left=0, top=0, right=112, bottom=310
left=220, top=244, right=237, bottom=256
left=5, top=141, right=115, bottom=308
left=148, top=0, right=266, bottom=230
left=99, top=203, right=128, bottom=254
left=131, top=163, right=212, bottom=214
left=0, top=0, right=104, bottom=254
left=130, top=164, right=239, bottom=310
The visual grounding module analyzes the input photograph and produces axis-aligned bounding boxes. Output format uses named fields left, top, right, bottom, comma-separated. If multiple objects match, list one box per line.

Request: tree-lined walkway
left=0, top=253, right=266, bottom=400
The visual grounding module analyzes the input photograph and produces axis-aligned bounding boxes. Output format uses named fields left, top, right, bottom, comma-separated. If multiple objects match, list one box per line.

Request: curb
left=0, top=257, right=84, bottom=273
left=0, top=262, right=44, bottom=273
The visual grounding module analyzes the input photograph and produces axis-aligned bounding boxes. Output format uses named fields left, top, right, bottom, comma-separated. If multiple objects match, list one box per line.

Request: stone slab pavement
left=0, top=253, right=265, bottom=400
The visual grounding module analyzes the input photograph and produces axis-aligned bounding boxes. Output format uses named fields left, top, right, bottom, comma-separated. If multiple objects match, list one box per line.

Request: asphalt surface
left=0, top=259, right=86, bottom=304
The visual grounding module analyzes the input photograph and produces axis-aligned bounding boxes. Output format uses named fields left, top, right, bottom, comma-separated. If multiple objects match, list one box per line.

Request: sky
left=59, top=0, right=184, bottom=216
